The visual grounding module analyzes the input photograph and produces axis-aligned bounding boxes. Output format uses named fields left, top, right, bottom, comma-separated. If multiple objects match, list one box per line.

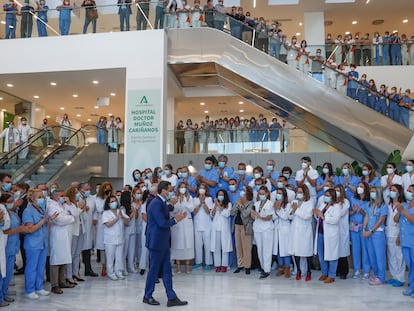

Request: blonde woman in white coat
left=252, top=186, right=274, bottom=279
left=171, top=182, right=195, bottom=274
left=313, top=189, right=341, bottom=284
left=48, top=190, right=75, bottom=293
left=273, top=188, right=292, bottom=278
left=290, top=184, right=314, bottom=282
left=192, top=183, right=213, bottom=270
left=121, top=190, right=137, bottom=275
left=334, top=184, right=350, bottom=279
left=211, top=189, right=232, bottom=273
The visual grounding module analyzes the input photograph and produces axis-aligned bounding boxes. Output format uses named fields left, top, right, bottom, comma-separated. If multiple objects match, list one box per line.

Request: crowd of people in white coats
left=1, top=153, right=414, bottom=307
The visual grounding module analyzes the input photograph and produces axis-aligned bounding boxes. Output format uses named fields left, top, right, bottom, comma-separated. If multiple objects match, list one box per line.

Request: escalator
left=167, top=28, right=413, bottom=168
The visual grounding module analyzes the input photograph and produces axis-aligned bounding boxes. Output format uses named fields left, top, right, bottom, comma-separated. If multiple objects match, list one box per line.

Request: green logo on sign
left=140, top=96, right=148, bottom=104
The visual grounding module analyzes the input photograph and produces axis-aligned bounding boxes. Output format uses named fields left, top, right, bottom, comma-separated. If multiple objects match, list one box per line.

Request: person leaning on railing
left=82, top=0, right=98, bottom=34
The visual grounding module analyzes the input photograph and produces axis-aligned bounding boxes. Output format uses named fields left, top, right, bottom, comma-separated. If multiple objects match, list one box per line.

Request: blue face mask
left=164, top=170, right=171, bottom=176
left=362, top=170, right=369, bottom=176
left=84, top=190, right=91, bottom=198
left=135, top=194, right=142, bottom=200
left=58, top=197, right=65, bottom=205
left=229, top=185, right=237, bottom=192
left=217, top=195, right=224, bottom=202
left=323, top=196, right=331, bottom=204
left=75, top=193, right=81, bottom=201
left=255, top=185, right=261, bottom=191
left=406, top=165, right=413, bottom=173
left=181, top=172, right=188, bottom=179
left=36, top=198, right=46, bottom=210
left=275, top=193, right=283, bottom=201
left=296, top=193, right=304, bottom=200
left=389, top=191, right=397, bottom=199
left=283, top=174, right=290, bottom=179
left=134, top=173, right=141, bottom=180
left=167, top=192, right=175, bottom=200
left=218, top=162, right=225, bottom=169
left=266, top=165, right=273, bottom=171
left=146, top=173, right=153, bottom=179
left=6, top=203, right=14, bottom=210
left=2, top=183, right=12, bottom=192
left=42, top=190, right=48, bottom=198
left=259, top=194, right=267, bottom=201
left=109, top=201, right=118, bottom=209
left=370, top=192, right=377, bottom=200
left=342, top=168, right=349, bottom=176
left=277, top=182, right=284, bottom=189
left=405, top=191, right=413, bottom=201
left=239, top=191, right=245, bottom=198
left=238, top=170, right=245, bottom=175
left=204, top=164, right=212, bottom=171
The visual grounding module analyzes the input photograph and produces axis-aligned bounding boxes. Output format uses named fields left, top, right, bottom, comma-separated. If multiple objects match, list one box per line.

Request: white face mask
left=386, top=168, right=394, bottom=175
left=301, top=162, right=308, bottom=169
left=254, top=173, right=261, bottom=179
left=199, top=188, right=206, bottom=195
left=357, top=187, right=364, bottom=195
left=179, top=188, right=187, bottom=195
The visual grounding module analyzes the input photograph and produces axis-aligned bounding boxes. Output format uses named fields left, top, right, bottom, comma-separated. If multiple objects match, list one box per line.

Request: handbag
left=87, top=8, right=98, bottom=20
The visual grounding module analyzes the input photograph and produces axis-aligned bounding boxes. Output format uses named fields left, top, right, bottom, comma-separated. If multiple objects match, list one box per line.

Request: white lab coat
left=192, top=196, right=213, bottom=232
left=102, top=209, right=128, bottom=245
left=290, top=200, right=313, bottom=256
left=338, top=199, right=350, bottom=257
left=210, top=203, right=233, bottom=253
left=82, top=195, right=96, bottom=250
left=0, top=127, right=20, bottom=152
left=64, top=202, right=82, bottom=236
left=17, top=124, right=33, bottom=142
left=170, top=196, right=195, bottom=259
left=295, top=167, right=319, bottom=202
left=314, top=203, right=341, bottom=261
left=0, top=204, right=11, bottom=278
left=270, top=189, right=295, bottom=203
left=381, top=174, right=403, bottom=205
left=48, top=200, right=75, bottom=265
left=402, top=172, right=414, bottom=192
left=95, top=196, right=106, bottom=250
left=275, top=204, right=292, bottom=257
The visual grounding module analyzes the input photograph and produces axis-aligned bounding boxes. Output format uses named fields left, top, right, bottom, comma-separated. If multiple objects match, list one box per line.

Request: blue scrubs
left=364, top=203, right=387, bottom=282
left=234, top=173, right=253, bottom=191
left=37, top=5, right=49, bottom=37
left=269, top=122, right=281, bottom=141
left=3, top=3, right=17, bottom=39
left=400, top=96, right=413, bottom=128
left=22, top=204, right=48, bottom=295
left=174, top=176, right=197, bottom=197
left=349, top=198, right=371, bottom=274
left=198, top=168, right=219, bottom=198
left=316, top=175, right=334, bottom=199
left=249, top=123, right=259, bottom=142
left=382, top=36, right=390, bottom=65
left=216, top=166, right=234, bottom=191
left=258, top=122, right=268, bottom=143
left=388, top=94, right=400, bottom=122
left=357, top=81, right=369, bottom=106
left=359, top=176, right=380, bottom=187
left=377, top=91, right=388, bottom=115
left=334, top=175, right=359, bottom=201
left=399, top=203, right=414, bottom=294
left=59, top=7, right=72, bottom=35
left=367, top=90, right=378, bottom=110
left=1, top=212, right=20, bottom=302
left=347, top=71, right=359, bottom=100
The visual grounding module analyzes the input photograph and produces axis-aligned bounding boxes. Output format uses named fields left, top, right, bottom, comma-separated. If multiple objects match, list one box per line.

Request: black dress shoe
left=167, top=297, right=188, bottom=307
left=85, top=271, right=99, bottom=277
left=340, top=275, right=347, bottom=280
left=259, top=272, right=270, bottom=279
left=140, top=269, right=146, bottom=275
left=73, top=275, right=85, bottom=282
left=14, top=268, right=24, bottom=275
left=143, top=297, right=160, bottom=305
left=233, top=267, right=244, bottom=274
left=245, top=268, right=251, bottom=275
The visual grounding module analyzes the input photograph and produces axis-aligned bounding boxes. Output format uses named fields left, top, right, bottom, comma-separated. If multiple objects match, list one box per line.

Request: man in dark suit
left=143, top=181, right=188, bottom=307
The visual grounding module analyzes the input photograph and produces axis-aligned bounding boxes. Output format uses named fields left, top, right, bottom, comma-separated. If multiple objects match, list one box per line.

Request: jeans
left=317, top=233, right=338, bottom=278
left=270, top=42, right=281, bottom=59
left=214, top=20, right=224, bottom=31
left=59, top=18, right=71, bottom=35
left=277, top=255, right=291, bottom=267
left=83, top=15, right=97, bottom=33
left=154, top=6, right=164, bottom=29
left=382, top=46, right=389, bottom=65
left=37, top=19, right=48, bottom=37
left=5, top=18, right=16, bottom=39
left=24, top=248, right=47, bottom=294
left=119, top=8, right=130, bottom=31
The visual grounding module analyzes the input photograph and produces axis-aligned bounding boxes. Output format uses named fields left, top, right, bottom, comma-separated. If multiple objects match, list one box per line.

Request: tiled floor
left=4, top=264, right=414, bottom=311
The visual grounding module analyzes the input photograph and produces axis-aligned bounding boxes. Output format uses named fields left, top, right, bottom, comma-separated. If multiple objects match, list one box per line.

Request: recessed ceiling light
left=0, top=21, right=5, bottom=25
left=76, top=114, right=81, bottom=117
left=33, top=95, right=40, bottom=99
left=72, top=94, right=79, bottom=98
left=352, top=20, right=358, bottom=25
left=296, top=32, right=301, bottom=36
left=204, top=110, right=209, bottom=114
left=366, top=0, right=370, bottom=3
left=6, top=83, right=13, bottom=87
left=0, top=97, right=3, bottom=100
left=403, top=19, right=409, bottom=24
left=94, top=106, right=99, bottom=109
left=108, top=113, right=113, bottom=116
left=110, top=92, right=116, bottom=96
left=87, top=118, right=91, bottom=122
left=239, top=109, right=244, bottom=113
left=345, top=31, right=351, bottom=35
left=92, top=80, right=99, bottom=84
left=60, top=107, right=65, bottom=110
left=50, top=82, right=57, bottom=86
left=46, top=115, right=50, bottom=118
left=200, top=102, right=205, bottom=106
left=393, top=30, right=398, bottom=33
left=299, top=22, right=303, bottom=26
left=239, top=101, right=244, bottom=105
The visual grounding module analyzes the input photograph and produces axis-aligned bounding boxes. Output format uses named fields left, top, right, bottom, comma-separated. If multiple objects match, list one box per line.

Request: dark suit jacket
left=145, top=195, right=175, bottom=251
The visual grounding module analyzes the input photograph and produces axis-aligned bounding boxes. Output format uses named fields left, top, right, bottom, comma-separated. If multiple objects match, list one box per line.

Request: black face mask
left=104, top=189, right=112, bottom=196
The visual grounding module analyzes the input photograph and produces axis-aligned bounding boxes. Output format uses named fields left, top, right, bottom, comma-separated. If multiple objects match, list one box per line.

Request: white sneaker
left=352, top=271, right=360, bottom=279
left=117, top=274, right=126, bottom=280
left=362, top=273, right=370, bottom=280
left=129, top=268, right=138, bottom=273
left=36, top=289, right=51, bottom=296
left=108, top=275, right=118, bottom=281
left=26, top=292, right=39, bottom=300
left=122, top=271, right=129, bottom=276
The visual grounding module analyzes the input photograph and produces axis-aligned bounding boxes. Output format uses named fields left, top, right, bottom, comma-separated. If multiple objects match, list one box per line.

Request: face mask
left=9, top=124, right=14, bottom=128
left=296, top=193, right=304, bottom=200
left=36, top=198, right=46, bottom=210
left=167, top=192, right=175, bottom=200
left=342, top=168, right=349, bottom=176
left=277, top=182, right=284, bottom=189
left=199, top=188, right=206, bottom=195
left=386, top=168, right=394, bottom=175
left=58, top=197, right=65, bottom=204
left=42, top=190, right=48, bottom=198
left=275, top=193, right=283, bottom=201
left=75, top=193, right=81, bottom=201
left=84, top=190, right=91, bottom=198
left=2, top=183, right=12, bottom=192
left=110, top=201, right=118, bottom=209
left=323, top=186, right=331, bottom=192
left=6, top=203, right=14, bottom=210
left=357, top=187, right=364, bottom=195
left=362, top=170, right=369, bottom=176
left=255, top=185, right=261, bottom=192
left=51, top=188, right=57, bottom=193
left=405, top=92, right=410, bottom=97
left=259, top=195, right=267, bottom=202
left=370, top=192, right=377, bottom=200
left=164, top=170, right=171, bottom=176
left=179, top=188, right=187, bottom=195
left=218, top=162, right=225, bottom=169
left=178, top=173, right=182, bottom=178
left=405, top=191, right=413, bottom=201
left=146, top=173, right=153, bottom=179
left=266, top=165, right=273, bottom=171
left=229, top=185, right=237, bottom=192
left=134, top=173, right=141, bottom=180
left=254, top=173, right=261, bottom=179
left=316, top=53, right=321, bottom=57
left=204, top=164, right=212, bottom=171
left=323, top=196, right=331, bottom=204
left=335, top=191, right=341, bottom=198
left=406, top=165, right=413, bottom=173
left=181, top=172, right=188, bottom=179
left=238, top=170, right=245, bottom=175
left=142, top=186, right=147, bottom=192
left=116, top=196, right=121, bottom=201
left=217, top=195, right=224, bottom=202
left=135, top=193, right=142, bottom=200
left=389, top=191, right=397, bottom=199
left=13, top=191, right=21, bottom=198
left=301, top=162, right=308, bottom=169
left=283, top=174, right=290, bottom=179
left=322, top=168, right=329, bottom=175
left=105, top=189, right=112, bottom=196
left=292, top=39, right=297, bottom=43
left=95, top=188, right=100, bottom=193
left=239, top=190, right=245, bottom=198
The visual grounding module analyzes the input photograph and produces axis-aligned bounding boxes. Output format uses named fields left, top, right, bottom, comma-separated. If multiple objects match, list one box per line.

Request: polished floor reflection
left=5, top=263, right=414, bottom=311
